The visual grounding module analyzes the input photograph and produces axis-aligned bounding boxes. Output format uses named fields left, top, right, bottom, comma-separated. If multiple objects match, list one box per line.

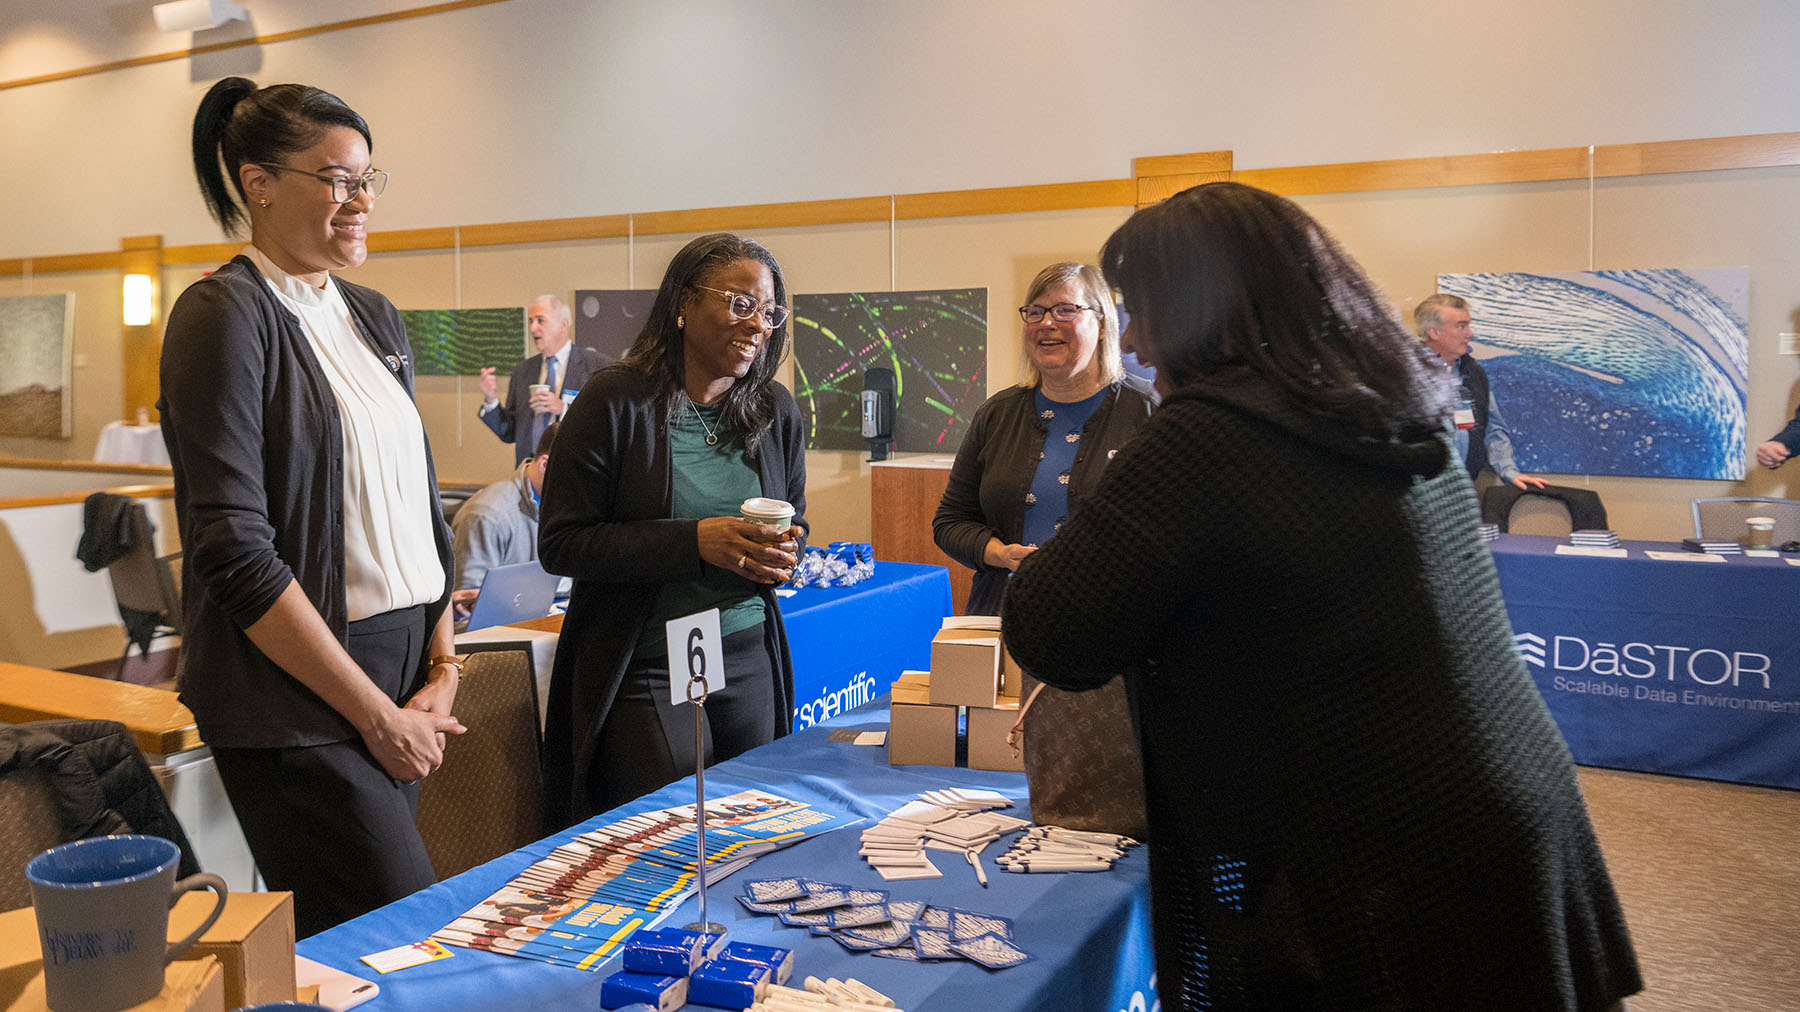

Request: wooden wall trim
left=7, top=130, right=1799, bottom=278
left=0, top=483, right=174, bottom=511
left=893, top=179, right=1136, bottom=219
left=0, top=456, right=171, bottom=476
left=0, top=0, right=513, bottom=93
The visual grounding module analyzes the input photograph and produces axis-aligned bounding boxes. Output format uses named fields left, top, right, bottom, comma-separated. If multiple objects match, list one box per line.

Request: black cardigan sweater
left=537, top=366, right=808, bottom=828
left=158, top=256, right=454, bottom=748
left=932, top=374, right=1157, bottom=615
left=1002, top=373, right=1641, bottom=1011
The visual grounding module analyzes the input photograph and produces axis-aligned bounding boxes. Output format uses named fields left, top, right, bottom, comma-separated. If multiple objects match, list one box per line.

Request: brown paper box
left=888, top=701, right=958, bottom=766
left=966, top=701, right=1025, bottom=772
left=167, top=891, right=296, bottom=1010
left=928, top=628, right=1015, bottom=707
left=0, top=904, right=223, bottom=1012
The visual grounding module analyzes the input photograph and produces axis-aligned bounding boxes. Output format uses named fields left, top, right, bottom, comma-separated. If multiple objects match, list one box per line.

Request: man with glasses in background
left=478, top=295, right=612, bottom=466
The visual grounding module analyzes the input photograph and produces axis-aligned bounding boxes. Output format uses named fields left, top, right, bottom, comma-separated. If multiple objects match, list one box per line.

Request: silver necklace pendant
left=690, top=401, right=721, bottom=445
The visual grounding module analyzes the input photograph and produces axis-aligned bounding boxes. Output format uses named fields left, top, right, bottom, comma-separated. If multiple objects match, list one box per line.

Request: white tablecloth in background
left=94, top=422, right=170, bottom=466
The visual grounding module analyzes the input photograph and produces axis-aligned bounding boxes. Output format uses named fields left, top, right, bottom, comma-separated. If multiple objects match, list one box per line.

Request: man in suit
left=1415, top=293, right=1547, bottom=490
left=478, top=294, right=611, bottom=465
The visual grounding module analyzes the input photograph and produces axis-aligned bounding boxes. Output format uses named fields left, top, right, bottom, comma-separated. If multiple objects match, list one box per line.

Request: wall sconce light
left=152, top=0, right=247, bottom=33
left=123, top=273, right=156, bottom=326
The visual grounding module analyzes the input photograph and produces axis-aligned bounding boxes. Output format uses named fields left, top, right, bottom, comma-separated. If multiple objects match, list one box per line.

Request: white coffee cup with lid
left=740, top=497, right=794, bottom=530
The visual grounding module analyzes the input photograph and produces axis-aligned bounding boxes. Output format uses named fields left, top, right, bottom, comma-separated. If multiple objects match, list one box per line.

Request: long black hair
left=621, top=233, right=791, bottom=459
left=191, top=77, right=372, bottom=236
left=1100, top=181, right=1451, bottom=438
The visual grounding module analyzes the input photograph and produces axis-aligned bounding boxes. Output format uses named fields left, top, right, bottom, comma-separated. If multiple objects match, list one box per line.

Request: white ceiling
left=0, top=0, right=479, bottom=83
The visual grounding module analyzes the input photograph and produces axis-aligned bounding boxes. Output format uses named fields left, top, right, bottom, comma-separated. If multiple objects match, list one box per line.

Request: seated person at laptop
left=451, top=422, right=558, bottom=619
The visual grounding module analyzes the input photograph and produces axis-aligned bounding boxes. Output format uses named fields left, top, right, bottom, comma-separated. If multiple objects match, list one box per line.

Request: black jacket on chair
left=1481, top=483, right=1609, bottom=533
left=0, top=719, right=200, bottom=889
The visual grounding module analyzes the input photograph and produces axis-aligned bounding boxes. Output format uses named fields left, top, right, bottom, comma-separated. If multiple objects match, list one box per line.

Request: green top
left=634, top=401, right=768, bottom=657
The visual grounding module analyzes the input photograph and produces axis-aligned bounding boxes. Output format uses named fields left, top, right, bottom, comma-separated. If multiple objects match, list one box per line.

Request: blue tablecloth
left=1492, top=534, right=1800, bottom=788
left=778, top=562, right=952, bottom=729
left=297, top=703, right=1156, bottom=1012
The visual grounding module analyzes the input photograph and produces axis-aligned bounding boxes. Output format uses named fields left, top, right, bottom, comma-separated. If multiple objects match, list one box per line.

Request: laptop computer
left=458, top=560, right=562, bottom=632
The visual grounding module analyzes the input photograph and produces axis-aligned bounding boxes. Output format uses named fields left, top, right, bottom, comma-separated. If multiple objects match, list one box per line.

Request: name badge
left=1453, top=400, right=1476, bottom=430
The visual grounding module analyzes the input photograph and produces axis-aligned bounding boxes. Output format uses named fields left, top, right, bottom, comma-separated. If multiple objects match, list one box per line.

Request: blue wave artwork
left=1438, top=268, right=1748, bottom=480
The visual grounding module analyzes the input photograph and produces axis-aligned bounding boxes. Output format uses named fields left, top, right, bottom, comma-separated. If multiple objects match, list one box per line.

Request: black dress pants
left=212, top=605, right=438, bottom=938
left=585, top=624, right=776, bottom=816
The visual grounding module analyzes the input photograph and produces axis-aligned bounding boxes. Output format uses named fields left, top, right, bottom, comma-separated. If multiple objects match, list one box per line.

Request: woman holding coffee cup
left=161, top=78, right=462, bottom=936
left=932, top=261, right=1156, bottom=616
left=539, top=233, right=806, bottom=824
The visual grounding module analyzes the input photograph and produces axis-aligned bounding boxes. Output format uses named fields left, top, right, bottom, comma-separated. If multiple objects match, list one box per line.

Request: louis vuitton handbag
left=1008, top=672, right=1148, bottom=840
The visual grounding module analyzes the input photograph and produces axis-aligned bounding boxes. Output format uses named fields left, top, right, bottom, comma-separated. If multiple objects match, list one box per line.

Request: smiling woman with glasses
left=933, top=261, right=1157, bottom=616
left=160, top=77, right=461, bottom=938
left=537, top=233, right=808, bottom=826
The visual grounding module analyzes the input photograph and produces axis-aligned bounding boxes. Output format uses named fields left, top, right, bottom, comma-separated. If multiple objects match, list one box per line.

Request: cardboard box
left=167, top=891, right=296, bottom=1010
left=888, top=672, right=957, bottom=766
left=0, top=901, right=223, bottom=1012
left=966, top=701, right=1025, bottom=772
left=928, top=627, right=1016, bottom=707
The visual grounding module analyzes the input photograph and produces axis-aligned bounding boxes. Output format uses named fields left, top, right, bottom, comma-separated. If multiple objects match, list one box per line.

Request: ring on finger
left=738, top=553, right=750, bottom=570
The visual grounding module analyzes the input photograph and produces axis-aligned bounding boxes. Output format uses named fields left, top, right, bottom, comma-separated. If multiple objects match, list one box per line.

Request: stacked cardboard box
left=887, top=617, right=1023, bottom=772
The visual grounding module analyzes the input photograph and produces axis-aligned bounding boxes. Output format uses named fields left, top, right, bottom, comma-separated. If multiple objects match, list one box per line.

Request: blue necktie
left=532, top=355, right=557, bottom=453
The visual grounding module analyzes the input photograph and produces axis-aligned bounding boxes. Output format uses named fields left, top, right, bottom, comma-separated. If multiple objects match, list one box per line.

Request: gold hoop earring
left=677, top=315, right=684, bottom=329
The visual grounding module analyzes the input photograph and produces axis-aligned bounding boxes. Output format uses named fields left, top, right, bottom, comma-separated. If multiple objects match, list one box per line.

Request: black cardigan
left=159, top=256, right=454, bottom=748
left=537, top=366, right=808, bottom=828
left=933, top=375, right=1157, bottom=614
left=1002, top=374, right=1640, bottom=1010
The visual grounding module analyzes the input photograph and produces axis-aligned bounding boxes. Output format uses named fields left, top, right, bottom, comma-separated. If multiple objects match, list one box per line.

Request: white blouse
left=245, top=246, right=445, bottom=621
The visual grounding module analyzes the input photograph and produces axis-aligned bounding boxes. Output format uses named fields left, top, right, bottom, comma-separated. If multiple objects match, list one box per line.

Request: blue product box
left=687, top=958, right=769, bottom=1009
left=621, top=927, right=722, bottom=976
left=600, top=972, right=688, bottom=1012
left=716, top=941, right=795, bottom=986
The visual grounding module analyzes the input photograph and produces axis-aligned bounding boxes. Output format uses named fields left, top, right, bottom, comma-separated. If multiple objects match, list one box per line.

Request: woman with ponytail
left=160, top=78, right=462, bottom=936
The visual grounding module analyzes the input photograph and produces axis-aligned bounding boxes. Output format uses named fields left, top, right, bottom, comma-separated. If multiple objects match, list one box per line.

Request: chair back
left=1691, top=497, right=1800, bottom=545
left=1507, top=495, right=1574, bottom=536
left=0, top=765, right=65, bottom=911
left=0, top=718, right=201, bottom=911
left=415, top=649, right=545, bottom=879
left=106, top=503, right=182, bottom=632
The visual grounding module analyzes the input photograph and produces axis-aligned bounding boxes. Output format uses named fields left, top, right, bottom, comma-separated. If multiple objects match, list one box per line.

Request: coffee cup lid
left=741, top=497, right=793, bottom=519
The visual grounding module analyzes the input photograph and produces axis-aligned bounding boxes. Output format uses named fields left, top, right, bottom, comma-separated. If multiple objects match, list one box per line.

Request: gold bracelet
left=428, top=654, right=464, bottom=678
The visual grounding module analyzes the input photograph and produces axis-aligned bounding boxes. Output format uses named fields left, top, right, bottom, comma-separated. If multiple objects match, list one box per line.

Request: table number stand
left=668, top=608, right=727, bottom=935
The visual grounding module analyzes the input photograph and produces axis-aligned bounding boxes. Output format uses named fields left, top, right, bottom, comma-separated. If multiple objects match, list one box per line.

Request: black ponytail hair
left=191, top=77, right=373, bottom=236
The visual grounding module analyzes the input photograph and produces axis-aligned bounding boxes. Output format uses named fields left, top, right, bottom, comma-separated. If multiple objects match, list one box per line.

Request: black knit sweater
left=1002, top=374, right=1641, bottom=1011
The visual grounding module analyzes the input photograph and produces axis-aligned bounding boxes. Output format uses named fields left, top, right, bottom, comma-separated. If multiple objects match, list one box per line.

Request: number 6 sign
left=665, top=608, right=725, bottom=705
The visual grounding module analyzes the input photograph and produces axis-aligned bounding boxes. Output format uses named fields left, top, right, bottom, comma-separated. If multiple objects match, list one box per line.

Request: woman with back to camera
left=932, top=260, right=1156, bottom=615
left=1002, top=182, right=1641, bottom=1010
left=161, top=77, right=463, bottom=936
left=538, top=233, right=806, bottom=826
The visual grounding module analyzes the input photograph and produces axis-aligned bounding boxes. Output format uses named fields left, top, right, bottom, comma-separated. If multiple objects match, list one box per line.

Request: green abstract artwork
left=402, top=307, right=526, bottom=376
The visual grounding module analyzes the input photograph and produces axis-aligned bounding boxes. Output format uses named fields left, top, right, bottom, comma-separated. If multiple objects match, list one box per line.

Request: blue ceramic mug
left=26, top=835, right=227, bottom=1012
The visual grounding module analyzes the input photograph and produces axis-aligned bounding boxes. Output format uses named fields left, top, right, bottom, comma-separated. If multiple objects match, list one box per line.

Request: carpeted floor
left=1577, top=767, right=1800, bottom=1011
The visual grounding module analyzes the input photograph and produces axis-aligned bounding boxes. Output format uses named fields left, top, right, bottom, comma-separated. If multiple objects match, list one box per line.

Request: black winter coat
left=1003, top=372, right=1641, bottom=1011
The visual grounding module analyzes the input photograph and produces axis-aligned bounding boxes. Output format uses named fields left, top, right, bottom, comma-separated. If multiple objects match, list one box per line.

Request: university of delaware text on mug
left=26, top=835, right=227, bottom=1012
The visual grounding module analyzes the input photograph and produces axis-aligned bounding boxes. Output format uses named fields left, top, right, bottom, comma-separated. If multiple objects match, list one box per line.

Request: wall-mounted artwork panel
left=0, top=293, right=74, bottom=438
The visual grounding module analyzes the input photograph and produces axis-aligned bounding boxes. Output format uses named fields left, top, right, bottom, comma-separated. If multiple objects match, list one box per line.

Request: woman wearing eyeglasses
left=933, top=261, right=1156, bottom=616
left=538, top=233, right=806, bottom=825
left=160, top=78, right=461, bottom=936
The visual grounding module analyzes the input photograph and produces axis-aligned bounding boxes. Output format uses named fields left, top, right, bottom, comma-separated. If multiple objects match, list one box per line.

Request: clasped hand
left=698, top=516, right=800, bottom=585
left=363, top=692, right=466, bottom=783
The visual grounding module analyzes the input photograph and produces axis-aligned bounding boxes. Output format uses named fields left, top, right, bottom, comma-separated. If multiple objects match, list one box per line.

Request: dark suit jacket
left=480, top=346, right=613, bottom=464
